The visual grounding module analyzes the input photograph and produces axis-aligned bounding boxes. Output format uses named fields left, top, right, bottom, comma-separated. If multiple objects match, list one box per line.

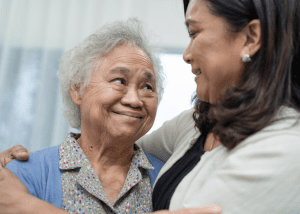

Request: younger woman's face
left=183, top=0, right=245, bottom=103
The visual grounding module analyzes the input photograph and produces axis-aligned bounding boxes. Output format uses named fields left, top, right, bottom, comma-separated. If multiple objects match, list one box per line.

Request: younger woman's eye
left=188, top=31, right=196, bottom=38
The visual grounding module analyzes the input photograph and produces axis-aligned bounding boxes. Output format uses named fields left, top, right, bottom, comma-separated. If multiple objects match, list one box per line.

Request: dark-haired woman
left=1, top=0, right=300, bottom=213
left=140, top=0, right=300, bottom=212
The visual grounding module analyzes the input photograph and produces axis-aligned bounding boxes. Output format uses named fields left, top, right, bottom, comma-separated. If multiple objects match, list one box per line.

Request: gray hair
left=57, top=18, right=165, bottom=129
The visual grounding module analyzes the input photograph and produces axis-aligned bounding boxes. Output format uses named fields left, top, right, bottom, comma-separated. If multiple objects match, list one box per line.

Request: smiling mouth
left=192, top=69, right=202, bottom=76
left=113, top=112, right=143, bottom=119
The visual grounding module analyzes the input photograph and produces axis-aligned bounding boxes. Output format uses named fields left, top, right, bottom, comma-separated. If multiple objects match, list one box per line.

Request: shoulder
left=167, top=107, right=197, bottom=140
left=158, top=107, right=195, bottom=131
left=173, top=107, right=195, bottom=126
left=217, top=107, right=300, bottom=172
left=30, top=145, right=60, bottom=160
left=143, top=152, right=164, bottom=187
left=237, top=106, right=300, bottom=151
left=144, top=152, right=164, bottom=170
left=6, top=145, right=61, bottom=199
left=6, top=145, right=61, bottom=184
left=7, top=145, right=60, bottom=170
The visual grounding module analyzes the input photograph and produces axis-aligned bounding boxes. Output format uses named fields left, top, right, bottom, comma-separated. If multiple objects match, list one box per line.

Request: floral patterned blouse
left=59, top=133, right=154, bottom=213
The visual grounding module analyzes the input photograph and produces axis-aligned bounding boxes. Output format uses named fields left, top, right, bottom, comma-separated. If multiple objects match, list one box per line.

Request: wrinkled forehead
left=97, top=43, right=155, bottom=76
left=96, top=43, right=154, bottom=70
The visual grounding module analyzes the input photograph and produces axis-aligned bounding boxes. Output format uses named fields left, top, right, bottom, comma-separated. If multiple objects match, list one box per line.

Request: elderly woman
left=0, top=18, right=219, bottom=214
left=1, top=0, right=300, bottom=213
left=1, top=18, right=168, bottom=214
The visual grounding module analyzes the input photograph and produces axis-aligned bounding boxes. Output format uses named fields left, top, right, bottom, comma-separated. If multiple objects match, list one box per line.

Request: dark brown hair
left=184, top=0, right=300, bottom=149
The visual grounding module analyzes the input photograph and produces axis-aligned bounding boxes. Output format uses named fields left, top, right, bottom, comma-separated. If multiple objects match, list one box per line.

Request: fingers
left=0, top=145, right=30, bottom=167
left=11, top=145, right=30, bottom=161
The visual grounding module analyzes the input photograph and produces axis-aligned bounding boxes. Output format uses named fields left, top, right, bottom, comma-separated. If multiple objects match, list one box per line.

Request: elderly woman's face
left=183, top=0, right=245, bottom=103
left=76, top=44, right=158, bottom=141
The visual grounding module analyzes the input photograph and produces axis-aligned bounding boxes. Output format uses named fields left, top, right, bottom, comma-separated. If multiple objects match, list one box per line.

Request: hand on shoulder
left=0, top=145, right=30, bottom=167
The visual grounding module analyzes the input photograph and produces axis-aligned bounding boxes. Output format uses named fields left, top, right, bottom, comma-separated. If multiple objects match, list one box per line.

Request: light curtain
left=0, top=0, right=189, bottom=153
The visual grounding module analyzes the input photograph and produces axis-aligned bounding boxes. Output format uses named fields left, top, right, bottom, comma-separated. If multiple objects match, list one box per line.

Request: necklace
left=209, top=137, right=215, bottom=151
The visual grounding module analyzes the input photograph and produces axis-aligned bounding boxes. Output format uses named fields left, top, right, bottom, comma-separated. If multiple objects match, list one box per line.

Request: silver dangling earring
left=242, top=54, right=251, bottom=62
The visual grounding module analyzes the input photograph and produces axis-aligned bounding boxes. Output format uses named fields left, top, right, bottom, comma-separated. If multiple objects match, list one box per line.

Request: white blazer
left=137, top=106, right=300, bottom=214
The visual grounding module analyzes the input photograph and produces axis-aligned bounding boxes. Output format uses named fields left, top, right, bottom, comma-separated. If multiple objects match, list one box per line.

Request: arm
left=137, top=108, right=195, bottom=162
left=0, top=166, right=221, bottom=214
left=0, top=166, right=67, bottom=214
left=0, top=162, right=221, bottom=214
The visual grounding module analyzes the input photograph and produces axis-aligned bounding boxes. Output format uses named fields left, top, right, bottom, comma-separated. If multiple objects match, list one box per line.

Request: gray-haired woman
left=0, top=18, right=220, bottom=214
left=1, top=17, right=160, bottom=213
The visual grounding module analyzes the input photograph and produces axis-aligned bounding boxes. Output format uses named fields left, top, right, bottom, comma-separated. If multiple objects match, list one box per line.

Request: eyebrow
left=185, top=19, right=198, bottom=28
left=143, top=72, right=156, bottom=84
left=109, top=66, right=156, bottom=83
left=109, top=67, right=131, bottom=75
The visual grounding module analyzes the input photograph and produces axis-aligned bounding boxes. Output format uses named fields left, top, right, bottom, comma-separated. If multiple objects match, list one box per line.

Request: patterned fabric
left=59, top=133, right=154, bottom=213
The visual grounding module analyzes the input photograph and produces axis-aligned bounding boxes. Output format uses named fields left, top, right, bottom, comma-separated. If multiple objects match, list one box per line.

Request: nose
left=183, top=42, right=192, bottom=64
left=121, top=86, right=143, bottom=110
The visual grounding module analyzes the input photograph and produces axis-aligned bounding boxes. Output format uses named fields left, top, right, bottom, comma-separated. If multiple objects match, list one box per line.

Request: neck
left=204, top=133, right=221, bottom=151
left=77, top=126, right=135, bottom=169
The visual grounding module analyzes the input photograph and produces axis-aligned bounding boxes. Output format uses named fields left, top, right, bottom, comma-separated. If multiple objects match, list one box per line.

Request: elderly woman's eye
left=112, top=78, right=125, bottom=85
left=144, top=84, right=153, bottom=91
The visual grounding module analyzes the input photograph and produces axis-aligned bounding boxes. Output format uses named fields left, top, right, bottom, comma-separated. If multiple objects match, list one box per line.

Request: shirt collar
left=132, top=144, right=154, bottom=170
left=59, top=132, right=154, bottom=170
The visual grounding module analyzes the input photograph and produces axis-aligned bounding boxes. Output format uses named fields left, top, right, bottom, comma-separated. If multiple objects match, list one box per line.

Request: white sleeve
left=184, top=134, right=300, bottom=214
left=136, top=108, right=195, bottom=163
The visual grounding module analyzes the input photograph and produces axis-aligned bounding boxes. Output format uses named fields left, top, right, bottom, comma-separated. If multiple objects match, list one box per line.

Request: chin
left=196, top=93, right=209, bottom=103
left=115, top=128, right=145, bottom=140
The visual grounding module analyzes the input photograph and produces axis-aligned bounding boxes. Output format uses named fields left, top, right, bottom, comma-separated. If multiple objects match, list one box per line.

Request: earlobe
left=241, top=19, right=261, bottom=59
left=70, top=84, right=82, bottom=106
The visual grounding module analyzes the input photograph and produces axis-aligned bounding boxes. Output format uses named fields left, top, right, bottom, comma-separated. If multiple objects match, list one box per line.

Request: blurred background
left=0, top=0, right=195, bottom=152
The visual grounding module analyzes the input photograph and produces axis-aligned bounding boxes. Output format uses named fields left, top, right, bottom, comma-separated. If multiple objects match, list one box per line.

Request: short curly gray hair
left=57, top=18, right=165, bottom=129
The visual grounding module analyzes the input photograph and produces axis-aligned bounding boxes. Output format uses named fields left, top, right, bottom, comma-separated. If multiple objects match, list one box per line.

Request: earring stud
left=242, top=54, right=251, bottom=62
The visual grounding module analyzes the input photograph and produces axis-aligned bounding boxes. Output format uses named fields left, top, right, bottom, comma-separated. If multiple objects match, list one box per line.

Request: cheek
left=144, top=97, right=158, bottom=118
left=82, top=87, right=122, bottom=113
left=192, top=34, right=212, bottom=55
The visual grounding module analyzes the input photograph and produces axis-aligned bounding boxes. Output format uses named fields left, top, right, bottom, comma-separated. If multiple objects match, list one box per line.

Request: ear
left=240, top=19, right=261, bottom=58
left=70, top=84, right=82, bottom=106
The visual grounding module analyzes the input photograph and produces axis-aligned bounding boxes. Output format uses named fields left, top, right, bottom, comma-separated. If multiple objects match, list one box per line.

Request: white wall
left=0, top=0, right=194, bottom=152
left=149, top=53, right=195, bottom=134
left=0, top=0, right=190, bottom=50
